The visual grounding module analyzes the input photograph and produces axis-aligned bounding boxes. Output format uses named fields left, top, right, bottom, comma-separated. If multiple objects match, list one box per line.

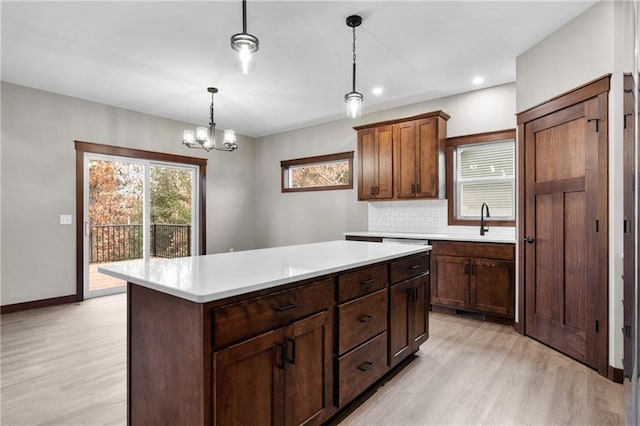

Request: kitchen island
left=99, top=240, right=431, bottom=425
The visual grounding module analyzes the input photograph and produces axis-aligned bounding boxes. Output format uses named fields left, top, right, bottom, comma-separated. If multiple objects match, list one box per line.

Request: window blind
left=456, top=140, right=515, bottom=219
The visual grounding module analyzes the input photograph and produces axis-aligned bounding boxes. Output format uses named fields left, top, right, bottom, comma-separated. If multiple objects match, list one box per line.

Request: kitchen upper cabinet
left=393, top=117, right=445, bottom=199
left=355, top=111, right=449, bottom=201
left=431, top=241, right=515, bottom=320
left=215, top=311, right=331, bottom=426
left=357, top=125, right=393, bottom=200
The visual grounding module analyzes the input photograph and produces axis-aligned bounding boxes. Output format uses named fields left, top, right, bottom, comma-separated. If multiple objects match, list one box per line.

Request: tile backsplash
left=368, top=199, right=516, bottom=239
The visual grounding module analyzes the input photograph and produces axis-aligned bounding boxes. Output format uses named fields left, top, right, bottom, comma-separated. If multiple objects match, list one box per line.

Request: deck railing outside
left=89, top=223, right=191, bottom=263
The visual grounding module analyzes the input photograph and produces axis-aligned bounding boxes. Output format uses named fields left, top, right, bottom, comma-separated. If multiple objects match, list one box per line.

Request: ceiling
left=1, top=1, right=597, bottom=138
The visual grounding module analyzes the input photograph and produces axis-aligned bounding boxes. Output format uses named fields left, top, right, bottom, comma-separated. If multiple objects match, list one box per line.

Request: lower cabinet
left=431, top=241, right=515, bottom=319
left=389, top=274, right=429, bottom=367
left=214, top=311, right=332, bottom=426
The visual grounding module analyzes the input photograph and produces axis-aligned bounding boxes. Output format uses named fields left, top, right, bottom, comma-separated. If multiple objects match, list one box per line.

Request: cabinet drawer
left=213, top=279, right=333, bottom=348
left=337, top=332, right=388, bottom=407
left=390, top=254, right=429, bottom=284
left=337, top=289, right=387, bottom=355
left=338, top=264, right=388, bottom=303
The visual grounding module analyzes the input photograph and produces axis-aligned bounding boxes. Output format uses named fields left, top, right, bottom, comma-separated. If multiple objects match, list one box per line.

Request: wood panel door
left=283, top=312, right=331, bottom=426
left=214, top=329, right=283, bottom=426
left=623, top=73, right=635, bottom=379
left=469, top=259, right=514, bottom=317
left=521, top=80, right=608, bottom=375
left=357, top=126, right=393, bottom=200
left=388, top=275, right=429, bottom=368
left=431, top=255, right=469, bottom=309
left=358, top=128, right=377, bottom=201
left=415, top=118, right=439, bottom=198
left=393, top=120, right=418, bottom=198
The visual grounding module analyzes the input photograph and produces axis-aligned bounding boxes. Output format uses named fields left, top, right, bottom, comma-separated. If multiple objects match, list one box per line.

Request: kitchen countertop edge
left=99, top=240, right=431, bottom=304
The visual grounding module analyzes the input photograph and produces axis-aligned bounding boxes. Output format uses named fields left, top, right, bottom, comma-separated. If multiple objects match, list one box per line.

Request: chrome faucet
left=480, top=202, right=490, bottom=235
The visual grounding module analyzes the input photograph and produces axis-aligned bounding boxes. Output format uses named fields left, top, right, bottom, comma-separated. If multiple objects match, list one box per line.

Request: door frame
left=516, top=74, right=611, bottom=375
left=75, top=141, right=207, bottom=301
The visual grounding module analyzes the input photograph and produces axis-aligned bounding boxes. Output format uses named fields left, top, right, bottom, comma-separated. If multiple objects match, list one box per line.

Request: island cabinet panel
left=128, top=284, right=210, bottom=426
left=337, top=264, right=388, bottom=303
left=389, top=274, right=430, bottom=368
left=123, top=245, right=431, bottom=425
left=337, top=331, right=389, bottom=407
left=214, top=311, right=332, bottom=426
left=430, top=241, right=515, bottom=320
left=337, top=288, right=388, bottom=354
left=213, top=278, right=333, bottom=349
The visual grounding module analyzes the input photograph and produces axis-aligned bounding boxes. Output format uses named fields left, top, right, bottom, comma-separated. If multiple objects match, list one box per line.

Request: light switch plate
left=60, top=214, right=72, bottom=225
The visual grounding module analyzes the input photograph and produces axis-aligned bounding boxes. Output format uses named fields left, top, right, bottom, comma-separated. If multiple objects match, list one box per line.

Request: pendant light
left=231, top=0, right=259, bottom=74
left=182, top=88, right=238, bottom=152
left=344, top=15, right=363, bottom=119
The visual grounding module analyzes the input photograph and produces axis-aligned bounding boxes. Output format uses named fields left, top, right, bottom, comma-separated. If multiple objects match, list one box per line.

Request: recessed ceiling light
left=372, top=87, right=383, bottom=95
left=472, top=76, right=484, bottom=85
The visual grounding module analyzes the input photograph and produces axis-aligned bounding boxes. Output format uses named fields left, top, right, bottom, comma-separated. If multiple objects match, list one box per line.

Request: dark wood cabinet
left=393, top=117, right=446, bottom=199
left=387, top=254, right=429, bottom=368
left=335, top=264, right=390, bottom=408
left=357, top=125, right=393, bottom=200
left=389, top=274, right=429, bottom=367
left=215, top=311, right=331, bottom=426
left=355, top=111, right=449, bottom=201
left=127, top=251, right=431, bottom=425
left=431, top=241, right=515, bottom=319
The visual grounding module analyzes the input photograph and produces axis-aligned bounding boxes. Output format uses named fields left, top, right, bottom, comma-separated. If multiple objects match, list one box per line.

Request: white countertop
left=344, top=231, right=516, bottom=244
left=98, top=240, right=430, bottom=303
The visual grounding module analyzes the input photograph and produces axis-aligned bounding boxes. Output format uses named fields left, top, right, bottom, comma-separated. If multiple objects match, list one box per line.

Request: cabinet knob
left=523, top=236, right=535, bottom=244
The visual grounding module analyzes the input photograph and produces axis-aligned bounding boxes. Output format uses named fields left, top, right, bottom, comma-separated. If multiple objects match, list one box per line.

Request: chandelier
left=182, top=87, right=238, bottom=152
left=344, top=15, right=363, bottom=119
left=231, top=0, right=259, bottom=74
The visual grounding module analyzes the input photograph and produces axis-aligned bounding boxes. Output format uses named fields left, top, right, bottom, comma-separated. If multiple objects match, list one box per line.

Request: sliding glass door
left=83, top=154, right=198, bottom=298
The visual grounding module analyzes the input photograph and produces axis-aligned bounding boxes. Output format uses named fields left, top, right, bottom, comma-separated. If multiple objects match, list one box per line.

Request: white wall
left=254, top=83, right=516, bottom=249
left=0, top=82, right=259, bottom=306
left=516, top=1, right=623, bottom=369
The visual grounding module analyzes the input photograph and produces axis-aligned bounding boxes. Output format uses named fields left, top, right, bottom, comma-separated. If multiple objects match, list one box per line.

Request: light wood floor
left=1, top=294, right=624, bottom=425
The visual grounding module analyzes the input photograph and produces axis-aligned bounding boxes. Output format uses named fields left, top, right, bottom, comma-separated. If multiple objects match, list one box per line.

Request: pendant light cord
left=242, top=0, right=247, bottom=33
left=352, top=26, right=357, bottom=92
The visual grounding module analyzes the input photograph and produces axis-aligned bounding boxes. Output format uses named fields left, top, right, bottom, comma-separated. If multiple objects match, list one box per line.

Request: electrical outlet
left=60, top=215, right=72, bottom=225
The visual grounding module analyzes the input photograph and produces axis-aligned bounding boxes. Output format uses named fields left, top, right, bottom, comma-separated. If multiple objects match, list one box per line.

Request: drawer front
left=213, top=279, right=333, bottom=348
left=431, top=241, right=515, bottom=260
left=338, top=264, right=388, bottom=303
left=337, top=289, right=388, bottom=355
left=390, top=254, right=429, bottom=284
left=338, top=332, right=388, bottom=407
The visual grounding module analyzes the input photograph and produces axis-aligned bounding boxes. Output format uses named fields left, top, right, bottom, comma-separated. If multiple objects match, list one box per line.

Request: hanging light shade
left=344, top=15, right=363, bottom=119
left=231, top=0, right=259, bottom=74
left=182, top=87, right=238, bottom=152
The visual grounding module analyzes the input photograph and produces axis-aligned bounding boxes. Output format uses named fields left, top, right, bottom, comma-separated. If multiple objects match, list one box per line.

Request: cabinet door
left=393, top=121, right=418, bottom=198
left=431, top=255, right=469, bottom=309
left=415, top=118, right=439, bottom=198
left=357, top=126, right=393, bottom=200
left=283, top=311, right=332, bottom=426
left=469, top=259, right=514, bottom=318
left=358, top=128, right=377, bottom=200
left=375, top=125, right=394, bottom=199
left=411, top=275, right=429, bottom=348
left=388, top=279, right=412, bottom=367
left=388, top=275, right=429, bottom=368
left=214, top=330, right=284, bottom=426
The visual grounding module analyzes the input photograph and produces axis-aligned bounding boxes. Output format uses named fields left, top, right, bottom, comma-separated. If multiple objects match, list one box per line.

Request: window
left=281, top=151, right=354, bottom=192
left=446, top=129, right=516, bottom=226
